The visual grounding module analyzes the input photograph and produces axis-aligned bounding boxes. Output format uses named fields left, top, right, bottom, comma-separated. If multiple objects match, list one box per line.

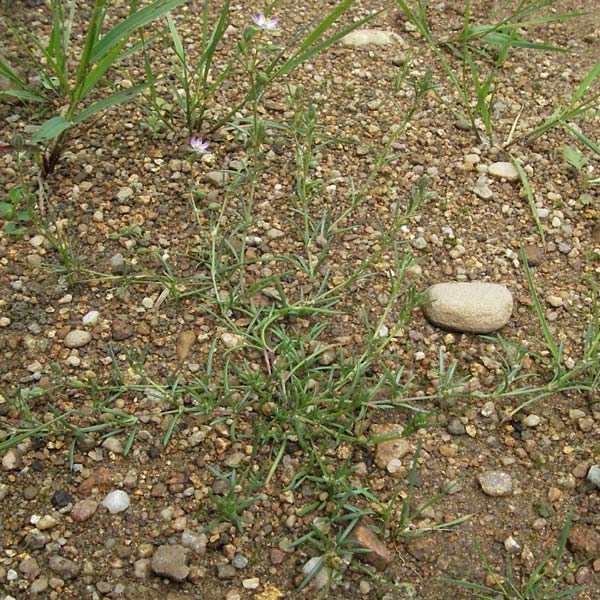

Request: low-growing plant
left=394, top=0, right=582, bottom=144
left=0, top=186, right=32, bottom=237
left=442, top=513, right=588, bottom=599
left=1, top=0, right=187, bottom=174
left=139, top=0, right=380, bottom=135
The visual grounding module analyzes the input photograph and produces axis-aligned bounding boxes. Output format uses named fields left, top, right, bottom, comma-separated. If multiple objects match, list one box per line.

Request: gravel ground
left=2, top=0, right=600, bottom=598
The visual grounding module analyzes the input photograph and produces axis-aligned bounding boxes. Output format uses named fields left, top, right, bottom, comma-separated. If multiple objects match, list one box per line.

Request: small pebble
left=477, top=471, right=513, bottom=496
left=64, top=330, right=92, bottom=348
left=2, top=448, right=23, bottom=471
left=587, top=465, right=600, bottom=489
left=242, top=577, right=260, bottom=590
left=101, top=490, right=130, bottom=514
left=82, top=310, right=99, bottom=326
left=51, top=490, right=73, bottom=508
left=523, top=414, right=540, bottom=427
left=447, top=418, right=465, bottom=435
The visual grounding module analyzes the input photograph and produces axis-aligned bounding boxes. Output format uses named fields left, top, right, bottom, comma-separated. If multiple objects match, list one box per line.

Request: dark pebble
left=51, top=490, right=73, bottom=508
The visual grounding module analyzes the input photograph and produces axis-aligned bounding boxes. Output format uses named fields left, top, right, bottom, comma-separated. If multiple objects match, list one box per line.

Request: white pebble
left=386, top=458, right=403, bottom=474
left=29, top=234, right=46, bottom=247
left=141, top=297, right=154, bottom=309
left=66, top=355, right=81, bottom=367
left=523, top=414, right=540, bottom=427
left=221, top=332, right=243, bottom=349
left=411, top=236, right=427, bottom=250
left=82, top=310, right=100, bottom=326
left=546, top=295, right=563, bottom=308
left=242, top=578, right=260, bottom=590
left=376, top=325, right=389, bottom=338
left=101, top=490, right=130, bottom=514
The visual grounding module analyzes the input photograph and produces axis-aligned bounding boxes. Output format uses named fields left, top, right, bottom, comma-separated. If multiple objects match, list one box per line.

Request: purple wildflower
left=251, top=12, right=278, bottom=31
left=190, top=137, right=209, bottom=153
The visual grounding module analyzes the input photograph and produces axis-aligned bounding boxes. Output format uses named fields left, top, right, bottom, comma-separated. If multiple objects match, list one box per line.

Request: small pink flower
left=190, top=137, right=209, bottom=153
left=252, top=12, right=278, bottom=31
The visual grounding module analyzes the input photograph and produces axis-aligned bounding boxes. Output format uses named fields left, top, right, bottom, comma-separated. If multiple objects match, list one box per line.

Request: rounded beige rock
left=422, top=282, right=513, bottom=333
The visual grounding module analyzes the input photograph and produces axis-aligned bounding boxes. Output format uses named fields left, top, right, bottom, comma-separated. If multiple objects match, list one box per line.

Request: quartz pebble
left=587, top=465, right=600, bottom=489
left=101, top=490, right=130, bottom=514
left=523, top=414, right=540, bottom=427
left=2, top=448, right=23, bottom=471
left=302, top=556, right=330, bottom=590
left=488, top=161, right=519, bottom=181
left=82, top=311, right=99, bottom=326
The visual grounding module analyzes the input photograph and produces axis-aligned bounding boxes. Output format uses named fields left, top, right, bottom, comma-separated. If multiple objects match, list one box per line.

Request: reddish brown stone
left=71, top=499, right=98, bottom=522
left=269, top=547, right=287, bottom=565
left=78, top=467, right=113, bottom=495
left=568, top=525, right=600, bottom=559
left=112, top=319, right=133, bottom=341
left=348, top=517, right=392, bottom=569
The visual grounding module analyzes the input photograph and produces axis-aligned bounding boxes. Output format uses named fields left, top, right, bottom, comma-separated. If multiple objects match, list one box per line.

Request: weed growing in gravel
left=139, top=0, right=379, bottom=135
left=383, top=439, right=471, bottom=539
left=1, top=0, right=187, bottom=174
left=442, top=513, right=588, bottom=599
left=394, top=0, right=588, bottom=145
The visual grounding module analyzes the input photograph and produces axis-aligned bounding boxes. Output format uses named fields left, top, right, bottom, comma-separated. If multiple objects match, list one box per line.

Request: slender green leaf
left=0, top=60, right=29, bottom=86
left=199, top=0, right=230, bottom=84
left=166, top=12, right=186, bottom=63
left=521, top=246, right=559, bottom=360
left=0, top=88, right=48, bottom=103
left=482, top=31, right=566, bottom=52
left=275, top=9, right=380, bottom=79
left=31, top=116, right=72, bottom=143
left=564, top=122, right=600, bottom=157
left=510, top=154, right=545, bottom=246
left=78, top=42, right=125, bottom=100
left=570, top=56, right=600, bottom=105
left=91, top=0, right=187, bottom=63
left=296, top=0, right=355, bottom=53
left=72, top=82, right=150, bottom=123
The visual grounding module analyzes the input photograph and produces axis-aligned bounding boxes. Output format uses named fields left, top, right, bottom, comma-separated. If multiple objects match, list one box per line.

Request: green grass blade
left=78, top=43, right=125, bottom=100
left=0, top=89, right=48, bottom=102
left=510, top=154, right=545, bottom=246
left=166, top=12, right=186, bottom=62
left=482, top=30, right=566, bottom=52
left=274, top=5, right=380, bottom=79
left=30, top=116, right=72, bottom=144
left=199, top=0, right=229, bottom=83
left=520, top=247, right=559, bottom=360
left=563, top=122, right=600, bottom=156
left=570, top=56, right=600, bottom=106
left=72, top=82, right=150, bottom=123
left=91, top=0, right=187, bottom=63
left=296, top=0, right=355, bottom=53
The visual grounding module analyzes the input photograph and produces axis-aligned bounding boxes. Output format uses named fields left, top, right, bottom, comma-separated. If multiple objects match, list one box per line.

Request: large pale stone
left=422, top=282, right=513, bottom=333
left=342, top=29, right=403, bottom=47
left=489, top=161, right=519, bottom=181
left=151, top=545, right=190, bottom=581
